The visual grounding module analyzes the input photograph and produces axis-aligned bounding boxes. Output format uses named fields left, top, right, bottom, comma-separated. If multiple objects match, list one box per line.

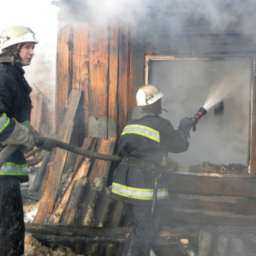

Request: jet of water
left=203, top=75, right=239, bottom=111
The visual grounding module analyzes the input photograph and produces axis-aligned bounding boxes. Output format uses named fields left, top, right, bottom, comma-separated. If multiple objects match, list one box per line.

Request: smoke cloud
left=66, top=0, right=256, bottom=38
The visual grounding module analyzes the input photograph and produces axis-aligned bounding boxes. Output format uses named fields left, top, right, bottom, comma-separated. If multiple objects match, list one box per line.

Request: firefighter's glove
left=2, top=121, right=36, bottom=151
left=178, top=117, right=194, bottom=138
left=24, top=146, right=45, bottom=167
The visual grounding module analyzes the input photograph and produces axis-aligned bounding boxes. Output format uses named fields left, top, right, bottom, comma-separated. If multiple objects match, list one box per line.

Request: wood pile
left=29, top=88, right=124, bottom=254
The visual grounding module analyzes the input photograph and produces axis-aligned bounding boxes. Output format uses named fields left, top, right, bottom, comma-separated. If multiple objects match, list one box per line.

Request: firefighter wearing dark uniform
left=111, top=85, right=194, bottom=256
left=0, top=26, right=38, bottom=256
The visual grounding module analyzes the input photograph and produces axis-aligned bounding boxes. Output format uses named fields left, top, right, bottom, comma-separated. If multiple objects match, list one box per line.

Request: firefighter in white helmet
left=0, top=25, right=39, bottom=255
left=111, top=84, right=194, bottom=256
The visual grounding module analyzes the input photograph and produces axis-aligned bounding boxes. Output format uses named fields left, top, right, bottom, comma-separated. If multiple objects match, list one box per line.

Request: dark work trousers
left=0, top=178, right=24, bottom=256
left=122, top=203, right=158, bottom=256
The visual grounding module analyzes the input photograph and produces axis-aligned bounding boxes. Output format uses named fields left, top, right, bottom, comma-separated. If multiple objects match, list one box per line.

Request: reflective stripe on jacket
left=0, top=162, right=28, bottom=176
left=112, top=182, right=168, bottom=200
left=121, top=124, right=160, bottom=143
left=0, top=113, right=10, bottom=133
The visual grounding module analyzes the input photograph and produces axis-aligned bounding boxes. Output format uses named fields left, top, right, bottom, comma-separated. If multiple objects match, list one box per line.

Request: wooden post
left=249, top=57, right=256, bottom=175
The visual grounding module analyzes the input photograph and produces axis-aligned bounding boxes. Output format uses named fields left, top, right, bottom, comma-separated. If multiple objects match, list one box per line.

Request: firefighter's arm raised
left=163, top=117, right=194, bottom=153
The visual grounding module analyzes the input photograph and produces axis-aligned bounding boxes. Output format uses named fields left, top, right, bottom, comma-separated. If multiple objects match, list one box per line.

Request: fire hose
left=0, top=136, right=121, bottom=165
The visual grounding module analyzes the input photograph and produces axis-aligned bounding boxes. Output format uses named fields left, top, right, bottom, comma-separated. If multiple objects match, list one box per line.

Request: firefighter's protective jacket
left=111, top=107, right=189, bottom=202
left=0, top=62, right=32, bottom=182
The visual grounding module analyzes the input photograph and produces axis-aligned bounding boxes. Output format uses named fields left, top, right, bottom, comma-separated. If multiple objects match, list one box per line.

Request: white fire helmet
left=0, top=26, right=38, bottom=54
left=136, top=84, right=163, bottom=106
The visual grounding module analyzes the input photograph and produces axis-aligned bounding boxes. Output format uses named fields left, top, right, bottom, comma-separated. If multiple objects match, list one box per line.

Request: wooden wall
left=55, top=23, right=135, bottom=138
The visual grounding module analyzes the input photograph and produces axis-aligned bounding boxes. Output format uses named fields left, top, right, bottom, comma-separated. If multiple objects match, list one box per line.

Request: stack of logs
left=30, top=89, right=125, bottom=254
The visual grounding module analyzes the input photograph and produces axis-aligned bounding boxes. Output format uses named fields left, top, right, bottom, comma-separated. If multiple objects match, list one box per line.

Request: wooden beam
left=25, top=224, right=195, bottom=246
left=49, top=158, right=91, bottom=224
left=60, top=177, right=88, bottom=224
left=167, top=171, right=256, bottom=198
left=249, top=57, right=256, bottom=175
left=164, top=208, right=256, bottom=226
left=166, top=194, right=256, bottom=215
left=26, top=223, right=131, bottom=243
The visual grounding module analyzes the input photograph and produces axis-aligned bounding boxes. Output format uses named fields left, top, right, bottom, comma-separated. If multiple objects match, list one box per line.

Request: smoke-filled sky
left=0, top=0, right=58, bottom=59
left=67, top=0, right=256, bottom=35
left=0, top=0, right=255, bottom=62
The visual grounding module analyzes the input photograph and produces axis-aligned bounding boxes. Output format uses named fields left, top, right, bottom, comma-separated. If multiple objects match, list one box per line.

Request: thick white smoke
left=68, top=0, right=256, bottom=38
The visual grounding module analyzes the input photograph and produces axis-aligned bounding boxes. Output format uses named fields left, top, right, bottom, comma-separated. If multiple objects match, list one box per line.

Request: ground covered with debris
left=25, top=234, right=79, bottom=256
left=22, top=160, right=248, bottom=255
left=22, top=180, right=81, bottom=255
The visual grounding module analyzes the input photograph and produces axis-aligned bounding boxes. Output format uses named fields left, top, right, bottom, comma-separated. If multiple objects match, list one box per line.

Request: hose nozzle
left=193, top=107, right=207, bottom=131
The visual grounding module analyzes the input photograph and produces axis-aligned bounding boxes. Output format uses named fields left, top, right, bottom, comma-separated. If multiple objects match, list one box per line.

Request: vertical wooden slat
left=55, top=25, right=73, bottom=125
left=89, top=27, right=109, bottom=117
left=127, top=31, right=136, bottom=111
left=117, top=28, right=130, bottom=132
left=72, top=23, right=90, bottom=91
left=108, top=26, right=119, bottom=137
left=249, top=58, right=256, bottom=175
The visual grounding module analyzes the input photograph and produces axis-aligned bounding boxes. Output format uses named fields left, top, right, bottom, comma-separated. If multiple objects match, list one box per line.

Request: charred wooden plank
left=164, top=208, right=256, bottom=226
left=34, top=89, right=82, bottom=224
left=49, top=159, right=91, bottom=224
left=165, top=194, right=256, bottom=215
left=26, top=224, right=131, bottom=243
left=60, top=177, right=88, bottom=224
left=80, top=181, right=100, bottom=226
left=49, top=137, right=96, bottom=220
left=167, top=171, right=256, bottom=198
left=25, top=224, right=195, bottom=245
left=107, top=200, right=124, bottom=227
left=94, top=187, right=113, bottom=227
left=89, top=138, right=116, bottom=182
